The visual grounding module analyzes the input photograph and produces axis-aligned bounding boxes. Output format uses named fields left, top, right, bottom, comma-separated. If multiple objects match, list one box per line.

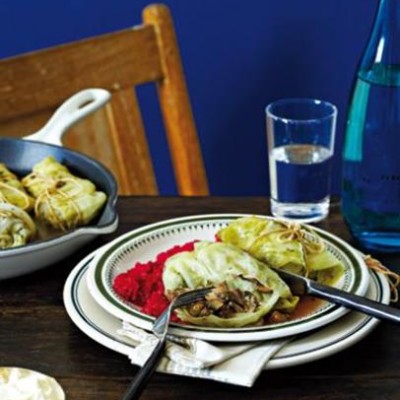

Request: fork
left=121, top=286, right=213, bottom=400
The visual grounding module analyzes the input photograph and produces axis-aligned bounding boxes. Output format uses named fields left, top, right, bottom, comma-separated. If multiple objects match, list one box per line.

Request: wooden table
left=1, top=197, right=399, bottom=399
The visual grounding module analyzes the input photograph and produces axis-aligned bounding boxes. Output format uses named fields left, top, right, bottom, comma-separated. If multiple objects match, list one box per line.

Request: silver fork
left=121, top=286, right=213, bottom=400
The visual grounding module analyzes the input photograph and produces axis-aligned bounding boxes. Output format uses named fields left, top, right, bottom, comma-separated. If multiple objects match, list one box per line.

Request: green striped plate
left=86, top=214, right=370, bottom=342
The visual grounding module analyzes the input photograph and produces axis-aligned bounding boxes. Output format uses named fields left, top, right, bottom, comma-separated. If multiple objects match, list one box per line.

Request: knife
left=272, top=268, right=400, bottom=324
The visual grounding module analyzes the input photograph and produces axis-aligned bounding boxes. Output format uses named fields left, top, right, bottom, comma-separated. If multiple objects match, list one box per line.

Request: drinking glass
left=266, top=98, right=337, bottom=223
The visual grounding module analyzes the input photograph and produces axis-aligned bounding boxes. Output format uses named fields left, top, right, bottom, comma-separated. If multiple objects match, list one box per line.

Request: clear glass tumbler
left=266, top=98, right=337, bottom=223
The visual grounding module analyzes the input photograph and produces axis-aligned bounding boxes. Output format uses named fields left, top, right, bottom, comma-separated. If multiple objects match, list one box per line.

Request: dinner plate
left=64, top=250, right=390, bottom=370
left=86, top=214, right=370, bottom=342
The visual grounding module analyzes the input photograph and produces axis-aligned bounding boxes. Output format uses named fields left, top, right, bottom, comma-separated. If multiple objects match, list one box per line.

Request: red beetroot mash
left=113, top=241, right=197, bottom=320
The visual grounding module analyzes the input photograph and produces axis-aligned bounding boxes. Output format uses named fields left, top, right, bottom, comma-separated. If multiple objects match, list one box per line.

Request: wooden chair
left=0, top=4, right=209, bottom=196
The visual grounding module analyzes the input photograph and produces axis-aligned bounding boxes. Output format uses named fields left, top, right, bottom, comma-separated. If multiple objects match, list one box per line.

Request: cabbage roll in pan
left=22, top=156, right=107, bottom=231
left=0, top=203, right=36, bottom=249
left=0, top=163, right=34, bottom=211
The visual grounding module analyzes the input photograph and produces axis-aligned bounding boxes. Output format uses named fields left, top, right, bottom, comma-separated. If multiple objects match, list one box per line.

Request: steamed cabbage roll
left=21, top=156, right=98, bottom=198
left=22, top=156, right=107, bottom=231
left=217, top=217, right=344, bottom=285
left=163, top=241, right=298, bottom=328
left=0, top=163, right=34, bottom=211
left=0, top=203, right=36, bottom=249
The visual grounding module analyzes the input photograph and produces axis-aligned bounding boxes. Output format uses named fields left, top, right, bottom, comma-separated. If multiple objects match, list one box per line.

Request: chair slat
left=106, top=88, right=158, bottom=195
left=0, top=27, right=163, bottom=120
left=64, top=108, right=123, bottom=187
left=144, top=6, right=209, bottom=195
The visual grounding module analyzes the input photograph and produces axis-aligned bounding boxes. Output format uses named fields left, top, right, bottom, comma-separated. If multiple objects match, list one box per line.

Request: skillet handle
left=24, top=88, right=111, bottom=146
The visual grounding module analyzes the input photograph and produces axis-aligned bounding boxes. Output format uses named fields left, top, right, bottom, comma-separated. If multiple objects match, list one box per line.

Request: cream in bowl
left=0, top=367, right=65, bottom=400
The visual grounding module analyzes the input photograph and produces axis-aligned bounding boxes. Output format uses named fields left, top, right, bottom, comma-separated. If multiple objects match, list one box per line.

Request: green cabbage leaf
left=163, top=241, right=298, bottom=328
left=217, top=216, right=344, bottom=284
left=22, top=156, right=106, bottom=231
left=0, top=163, right=34, bottom=211
left=0, top=202, right=36, bottom=249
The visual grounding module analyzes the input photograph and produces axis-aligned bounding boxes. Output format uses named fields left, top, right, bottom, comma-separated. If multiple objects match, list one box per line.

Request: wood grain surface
left=0, top=197, right=399, bottom=400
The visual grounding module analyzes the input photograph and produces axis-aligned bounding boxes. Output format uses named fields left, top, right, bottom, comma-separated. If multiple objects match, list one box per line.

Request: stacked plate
left=63, top=214, right=390, bottom=370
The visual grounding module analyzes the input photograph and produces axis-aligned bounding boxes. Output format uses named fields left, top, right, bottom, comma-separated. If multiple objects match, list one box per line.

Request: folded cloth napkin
left=117, top=321, right=289, bottom=387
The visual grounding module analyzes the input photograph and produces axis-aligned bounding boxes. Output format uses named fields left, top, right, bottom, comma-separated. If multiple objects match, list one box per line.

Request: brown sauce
left=263, top=295, right=326, bottom=326
left=288, top=295, right=326, bottom=321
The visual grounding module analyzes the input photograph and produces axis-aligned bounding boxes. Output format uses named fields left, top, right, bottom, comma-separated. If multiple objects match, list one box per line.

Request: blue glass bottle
left=342, top=0, right=400, bottom=252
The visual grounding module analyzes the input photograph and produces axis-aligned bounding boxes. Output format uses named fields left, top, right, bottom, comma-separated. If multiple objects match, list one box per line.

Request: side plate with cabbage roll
left=87, top=214, right=370, bottom=342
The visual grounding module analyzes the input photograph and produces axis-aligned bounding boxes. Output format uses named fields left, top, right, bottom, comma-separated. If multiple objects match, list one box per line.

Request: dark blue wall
left=1, top=0, right=378, bottom=195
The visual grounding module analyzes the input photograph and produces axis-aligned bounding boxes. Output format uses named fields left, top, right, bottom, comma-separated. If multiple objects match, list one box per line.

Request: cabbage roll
left=22, top=156, right=107, bottom=231
left=22, top=156, right=97, bottom=198
left=217, top=216, right=344, bottom=285
left=0, top=163, right=34, bottom=211
left=0, top=203, right=36, bottom=249
left=163, top=241, right=298, bottom=328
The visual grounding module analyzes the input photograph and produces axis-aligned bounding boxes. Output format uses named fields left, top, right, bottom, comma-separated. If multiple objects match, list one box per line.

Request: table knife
left=273, top=268, right=400, bottom=324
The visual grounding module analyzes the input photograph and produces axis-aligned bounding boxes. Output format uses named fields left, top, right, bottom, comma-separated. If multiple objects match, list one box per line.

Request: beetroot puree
left=113, top=241, right=197, bottom=320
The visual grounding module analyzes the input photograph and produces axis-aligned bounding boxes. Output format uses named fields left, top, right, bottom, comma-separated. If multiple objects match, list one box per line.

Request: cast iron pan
left=0, top=89, right=118, bottom=279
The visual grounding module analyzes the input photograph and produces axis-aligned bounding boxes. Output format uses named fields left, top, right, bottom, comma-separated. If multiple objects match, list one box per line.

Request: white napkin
left=117, top=321, right=289, bottom=387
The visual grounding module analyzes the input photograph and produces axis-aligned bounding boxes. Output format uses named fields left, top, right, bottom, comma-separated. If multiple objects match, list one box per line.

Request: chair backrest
left=0, top=4, right=209, bottom=196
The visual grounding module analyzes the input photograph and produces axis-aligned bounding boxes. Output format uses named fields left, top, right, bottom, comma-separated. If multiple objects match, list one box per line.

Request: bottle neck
left=377, top=0, right=400, bottom=18
left=360, top=0, right=400, bottom=84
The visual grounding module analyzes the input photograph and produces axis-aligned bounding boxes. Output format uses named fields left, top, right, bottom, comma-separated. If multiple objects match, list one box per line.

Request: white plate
left=64, top=250, right=390, bottom=370
left=86, top=214, right=370, bottom=342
